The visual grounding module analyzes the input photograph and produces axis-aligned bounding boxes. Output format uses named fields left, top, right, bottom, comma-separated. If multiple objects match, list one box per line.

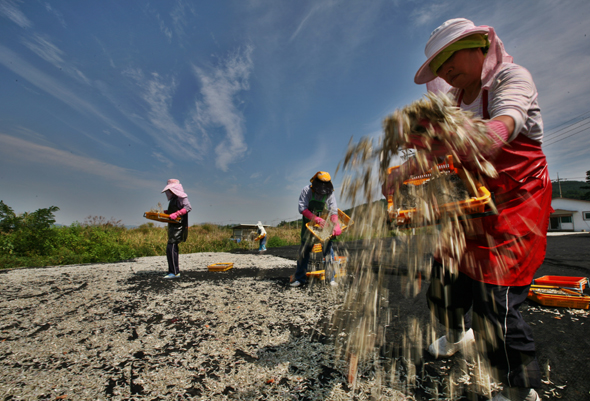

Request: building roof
left=231, top=224, right=270, bottom=230
left=551, top=208, right=576, bottom=215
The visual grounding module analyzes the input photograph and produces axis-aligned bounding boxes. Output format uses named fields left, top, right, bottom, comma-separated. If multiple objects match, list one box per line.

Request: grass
left=0, top=223, right=302, bottom=269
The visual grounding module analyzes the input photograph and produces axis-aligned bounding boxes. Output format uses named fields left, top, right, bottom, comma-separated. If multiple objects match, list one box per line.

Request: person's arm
left=298, top=186, right=311, bottom=215
left=326, top=193, right=341, bottom=236
left=488, top=65, right=539, bottom=142
left=169, top=197, right=191, bottom=220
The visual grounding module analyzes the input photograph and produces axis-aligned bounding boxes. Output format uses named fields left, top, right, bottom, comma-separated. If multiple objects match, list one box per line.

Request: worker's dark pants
left=166, top=243, right=180, bottom=275
left=427, top=261, right=541, bottom=389
left=294, top=236, right=334, bottom=284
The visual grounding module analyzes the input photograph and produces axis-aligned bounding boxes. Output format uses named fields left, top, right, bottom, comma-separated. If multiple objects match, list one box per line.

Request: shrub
left=266, top=235, right=289, bottom=248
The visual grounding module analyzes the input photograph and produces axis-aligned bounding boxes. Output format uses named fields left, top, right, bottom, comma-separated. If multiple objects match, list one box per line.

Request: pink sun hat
left=161, top=179, right=188, bottom=198
left=414, top=18, right=490, bottom=85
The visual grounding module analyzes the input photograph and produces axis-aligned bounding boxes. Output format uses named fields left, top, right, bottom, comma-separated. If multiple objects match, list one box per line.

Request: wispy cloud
left=170, top=0, right=196, bottom=38
left=410, top=2, right=454, bottom=27
left=0, top=0, right=32, bottom=28
left=192, top=45, right=254, bottom=171
left=0, top=133, right=154, bottom=188
left=289, top=4, right=320, bottom=42
left=21, top=33, right=91, bottom=85
left=152, top=151, right=174, bottom=169
left=126, top=70, right=208, bottom=160
left=0, top=44, right=139, bottom=142
left=44, top=2, right=66, bottom=28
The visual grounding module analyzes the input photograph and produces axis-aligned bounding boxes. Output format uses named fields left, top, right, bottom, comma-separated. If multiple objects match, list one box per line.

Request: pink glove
left=302, top=209, right=325, bottom=227
left=169, top=208, right=187, bottom=220
left=331, top=214, right=342, bottom=236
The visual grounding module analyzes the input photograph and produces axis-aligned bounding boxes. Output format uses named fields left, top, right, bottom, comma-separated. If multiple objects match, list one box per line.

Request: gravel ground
left=1, top=235, right=589, bottom=400
left=0, top=253, right=409, bottom=400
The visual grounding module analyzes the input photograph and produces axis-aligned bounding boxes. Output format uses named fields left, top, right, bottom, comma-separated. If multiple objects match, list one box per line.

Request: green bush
left=266, top=235, right=289, bottom=248
left=0, top=201, right=302, bottom=269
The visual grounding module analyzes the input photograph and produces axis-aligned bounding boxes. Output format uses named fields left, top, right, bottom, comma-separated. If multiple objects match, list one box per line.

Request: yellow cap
left=310, top=171, right=331, bottom=183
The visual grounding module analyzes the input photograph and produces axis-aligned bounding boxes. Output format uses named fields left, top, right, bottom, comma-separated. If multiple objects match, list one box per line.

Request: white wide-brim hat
left=414, top=18, right=489, bottom=85
left=162, top=179, right=188, bottom=198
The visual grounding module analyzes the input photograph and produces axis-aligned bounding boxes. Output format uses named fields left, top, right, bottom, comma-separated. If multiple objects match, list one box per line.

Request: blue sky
left=1, top=0, right=589, bottom=227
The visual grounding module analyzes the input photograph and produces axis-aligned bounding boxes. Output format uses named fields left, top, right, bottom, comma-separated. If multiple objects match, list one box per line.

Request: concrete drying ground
left=0, top=234, right=588, bottom=400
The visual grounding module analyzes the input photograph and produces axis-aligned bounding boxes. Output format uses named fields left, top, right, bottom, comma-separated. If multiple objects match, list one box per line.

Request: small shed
left=549, top=198, right=590, bottom=232
left=231, top=224, right=270, bottom=242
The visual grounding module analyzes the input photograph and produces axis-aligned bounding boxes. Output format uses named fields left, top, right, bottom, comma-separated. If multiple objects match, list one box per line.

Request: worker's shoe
left=290, top=280, right=302, bottom=287
left=164, top=273, right=178, bottom=279
left=492, top=388, right=540, bottom=401
left=329, top=280, right=338, bottom=287
left=427, top=328, right=475, bottom=358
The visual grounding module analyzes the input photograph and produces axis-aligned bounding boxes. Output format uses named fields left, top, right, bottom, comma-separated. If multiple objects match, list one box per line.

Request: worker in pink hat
left=161, top=179, right=192, bottom=279
left=384, top=18, right=552, bottom=401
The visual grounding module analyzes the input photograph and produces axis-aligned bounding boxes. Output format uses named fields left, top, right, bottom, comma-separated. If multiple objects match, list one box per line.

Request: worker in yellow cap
left=290, top=171, right=342, bottom=288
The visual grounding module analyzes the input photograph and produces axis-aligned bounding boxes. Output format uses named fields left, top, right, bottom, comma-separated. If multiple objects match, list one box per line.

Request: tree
left=0, top=200, right=16, bottom=232
left=582, top=170, right=590, bottom=200
left=0, top=202, right=60, bottom=255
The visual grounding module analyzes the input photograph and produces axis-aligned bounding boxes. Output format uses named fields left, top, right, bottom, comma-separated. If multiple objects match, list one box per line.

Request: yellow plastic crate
left=207, top=263, right=234, bottom=272
left=306, top=209, right=354, bottom=242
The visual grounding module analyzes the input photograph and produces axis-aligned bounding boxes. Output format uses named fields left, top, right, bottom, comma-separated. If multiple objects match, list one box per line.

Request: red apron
left=456, top=90, right=553, bottom=286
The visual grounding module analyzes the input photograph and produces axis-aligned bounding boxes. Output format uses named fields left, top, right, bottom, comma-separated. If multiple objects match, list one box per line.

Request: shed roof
left=551, top=209, right=576, bottom=215
left=231, top=224, right=270, bottom=230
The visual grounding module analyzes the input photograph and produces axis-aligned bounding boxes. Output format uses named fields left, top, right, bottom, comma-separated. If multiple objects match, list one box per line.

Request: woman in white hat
left=255, top=221, right=267, bottom=252
left=388, top=18, right=552, bottom=401
left=161, top=179, right=192, bottom=279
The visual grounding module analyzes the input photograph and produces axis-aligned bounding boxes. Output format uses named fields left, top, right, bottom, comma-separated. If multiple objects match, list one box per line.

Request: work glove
left=169, top=208, right=187, bottom=220
left=302, top=209, right=325, bottom=227
left=330, top=214, right=342, bottom=236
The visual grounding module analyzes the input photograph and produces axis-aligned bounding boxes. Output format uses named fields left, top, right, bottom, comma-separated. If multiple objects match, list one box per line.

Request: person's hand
left=313, top=216, right=326, bottom=228
left=332, top=224, right=342, bottom=237
left=408, top=120, right=448, bottom=157
left=169, top=212, right=180, bottom=220
left=330, top=214, right=341, bottom=236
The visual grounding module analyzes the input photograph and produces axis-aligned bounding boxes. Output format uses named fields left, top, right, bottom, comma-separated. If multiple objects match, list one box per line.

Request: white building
left=549, top=198, right=590, bottom=232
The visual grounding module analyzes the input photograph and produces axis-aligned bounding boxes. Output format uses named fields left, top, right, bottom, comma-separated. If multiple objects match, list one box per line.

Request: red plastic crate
left=533, top=276, right=588, bottom=292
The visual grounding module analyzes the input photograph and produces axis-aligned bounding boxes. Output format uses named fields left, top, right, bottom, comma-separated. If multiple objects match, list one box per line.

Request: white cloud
left=137, top=72, right=207, bottom=160
left=0, top=43, right=138, bottom=142
left=0, top=0, right=31, bottom=28
left=410, top=3, right=454, bottom=27
left=0, top=133, right=155, bottom=188
left=152, top=151, right=174, bottom=169
left=170, top=0, right=196, bottom=38
left=44, top=2, right=66, bottom=28
left=21, top=33, right=91, bottom=85
left=192, top=45, right=254, bottom=171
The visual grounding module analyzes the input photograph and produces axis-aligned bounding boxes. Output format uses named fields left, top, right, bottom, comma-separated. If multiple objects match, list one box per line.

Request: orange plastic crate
left=527, top=285, right=590, bottom=309
left=207, top=263, right=234, bottom=272
left=143, top=211, right=181, bottom=224
left=386, top=155, right=493, bottom=226
left=533, top=276, right=588, bottom=292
